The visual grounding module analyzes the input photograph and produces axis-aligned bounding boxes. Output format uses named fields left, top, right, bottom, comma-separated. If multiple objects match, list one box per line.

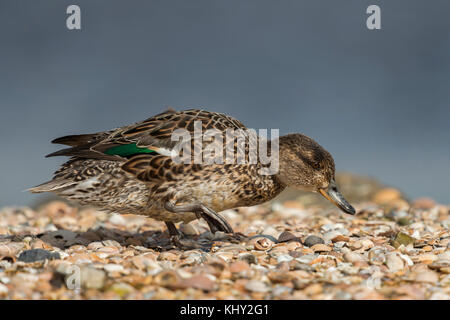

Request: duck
left=30, top=108, right=355, bottom=248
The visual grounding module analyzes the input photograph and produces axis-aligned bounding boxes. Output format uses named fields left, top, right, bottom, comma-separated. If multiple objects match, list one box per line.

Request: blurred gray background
left=0, top=0, right=449, bottom=206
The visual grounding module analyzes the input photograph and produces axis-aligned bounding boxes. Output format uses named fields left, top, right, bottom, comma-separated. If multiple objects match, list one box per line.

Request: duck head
left=277, top=133, right=355, bottom=215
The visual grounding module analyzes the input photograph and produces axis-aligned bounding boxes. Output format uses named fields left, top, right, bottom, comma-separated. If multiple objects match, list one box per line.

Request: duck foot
left=165, top=221, right=204, bottom=250
left=169, top=235, right=204, bottom=250
left=164, top=202, right=234, bottom=234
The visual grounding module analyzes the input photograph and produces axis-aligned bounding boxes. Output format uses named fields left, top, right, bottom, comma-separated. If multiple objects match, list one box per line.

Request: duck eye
left=312, top=161, right=324, bottom=170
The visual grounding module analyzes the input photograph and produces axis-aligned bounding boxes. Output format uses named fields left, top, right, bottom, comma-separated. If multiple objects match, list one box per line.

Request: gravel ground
left=0, top=182, right=448, bottom=300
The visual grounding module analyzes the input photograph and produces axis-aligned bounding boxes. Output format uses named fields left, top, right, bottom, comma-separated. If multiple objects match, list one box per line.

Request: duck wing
left=46, top=108, right=249, bottom=182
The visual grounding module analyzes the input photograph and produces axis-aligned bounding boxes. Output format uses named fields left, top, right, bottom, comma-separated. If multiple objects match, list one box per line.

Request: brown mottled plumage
left=30, top=109, right=354, bottom=246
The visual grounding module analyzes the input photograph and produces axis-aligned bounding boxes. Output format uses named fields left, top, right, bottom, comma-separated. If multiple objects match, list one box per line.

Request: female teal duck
left=30, top=109, right=355, bottom=247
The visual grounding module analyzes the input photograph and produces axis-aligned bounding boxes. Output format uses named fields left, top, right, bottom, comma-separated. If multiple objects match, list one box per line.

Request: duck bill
left=319, top=180, right=356, bottom=215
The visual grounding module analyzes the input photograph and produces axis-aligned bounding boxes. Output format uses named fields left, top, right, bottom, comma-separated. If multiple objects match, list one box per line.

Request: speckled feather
left=30, top=109, right=286, bottom=223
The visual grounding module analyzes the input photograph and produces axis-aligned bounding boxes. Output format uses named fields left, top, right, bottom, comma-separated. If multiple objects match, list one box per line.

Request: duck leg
left=164, top=221, right=202, bottom=250
left=164, top=202, right=234, bottom=234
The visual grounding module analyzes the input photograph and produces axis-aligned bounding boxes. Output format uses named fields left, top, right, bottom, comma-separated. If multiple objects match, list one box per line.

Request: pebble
left=18, top=249, right=60, bottom=263
left=87, top=242, right=104, bottom=250
left=296, top=255, right=315, bottom=264
left=179, top=275, right=215, bottom=292
left=372, top=188, right=403, bottom=204
left=413, top=254, right=438, bottom=264
left=386, top=253, right=404, bottom=273
left=437, top=251, right=450, bottom=260
left=272, top=285, right=292, bottom=297
left=179, top=223, right=198, bottom=236
left=412, top=197, right=436, bottom=209
left=97, top=246, right=120, bottom=254
left=108, top=282, right=135, bottom=297
left=80, top=266, right=106, bottom=290
left=392, top=232, right=415, bottom=249
left=344, top=252, right=364, bottom=263
left=323, top=231, right=343, bottom=242
left=0, top=243, right=25, bottom=256
left=108, top=214, right=127, bottom=226
left=368, top=248, right=386, bottom=265
left=262, top=226, right=280, bottom=239
left=229, top=261, right=251, bottom=273
left=102, top=240, right=122, bottom=248
left=103, top=264, right=124, bottom=273
left=237, top=253, right=257, bottom=265
left=304, top=235, right=324, bottom=247
left=276, top=254, right=294, bottom=263
left=0, top=283, right=8, bottom=295
left=414, top=270, right=439, bottom=283
left=277, top=231, right=299, bottom=243
left=311, top=244, right=331, bottom=253
left=350, top=239, right=374, bottom=251
left=245, top=280, right=269, bottom=293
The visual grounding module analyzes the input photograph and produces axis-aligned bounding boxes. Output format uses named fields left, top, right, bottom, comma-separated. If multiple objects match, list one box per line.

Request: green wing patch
left=105, top=143, right=157, bottom=157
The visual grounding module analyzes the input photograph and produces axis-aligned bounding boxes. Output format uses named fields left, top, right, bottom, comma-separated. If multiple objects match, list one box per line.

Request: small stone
left=303, top=283, right=323, bottom=295
left=399, top=254, right=414, bottom=266
left=350, top=239, right=374, bottom=251
left=344, top=252, right=364, bottom=263
left=291, top=260, right=315, bottom=272
left=80, top=266, right=106, bottom=290
left=412, top=197, right=435, bottom=210
left=324, top=230, right=350, bottom=243
left=429, top=260, right=450, bottom=273
left=311, top=244, right=331, bottom=253
left=296, top=254, right=315, bottom=264
left=238, top=253, right=257, bottom=265
left=0, top=283, right=8, bottom=295
left=386, top=253, right=404, bottom=273
left=437, top=251, right=450, bottom=261
left=262, top=226, right=280, bottom=239
left=372, top=188, right=402, bottom=204
left=103, top=264, right=124, bottom=273
left=323, top=231, right=342, bottom=242
left=245, top=280, right=269, bottom=293
left=158, top=251, right=178, bottom=261
left=153, top=270, right=181, bottom=288
left=108, top=214, right=127, bottom=226
left=102, top=240, right=122, bottom=248
left=229, top=261, right=251, bottom=273
left=391, top=232, right=415, bottom=249
left=87, top=242, right=104, bottom=250
left=277, top=254, right=294, bottom=263
left=108, top=283, right=135, bottom=297
left=368, top=247, right=386, bottom=265
left=278, top=231, right=299, bottom=243
left=179, top=275, right=215, bottom=292
left=304, top=235, right=324, bottom=247
left=397, top=217, right=412, bottom=226
left=272, top=285, right=292, bottom=297
left=267, top=271, right=291, bottom=283
left=18, top=249, right=60, bottom=263
left=414, top=270, right=439, bottom=283
left=413, top=254, right=438, bottom=264
left=332, top=235, right=350, bottom=242
left=179, top=223, right=198, bottom=236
